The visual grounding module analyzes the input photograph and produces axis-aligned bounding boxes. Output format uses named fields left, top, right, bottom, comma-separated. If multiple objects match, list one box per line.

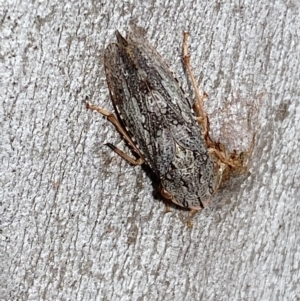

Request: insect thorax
left=161, top=143, right=215, bottom=209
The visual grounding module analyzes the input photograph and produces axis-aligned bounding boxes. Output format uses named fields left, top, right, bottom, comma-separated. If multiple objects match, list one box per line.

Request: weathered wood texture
left=1, top=1, right=299, bottom=300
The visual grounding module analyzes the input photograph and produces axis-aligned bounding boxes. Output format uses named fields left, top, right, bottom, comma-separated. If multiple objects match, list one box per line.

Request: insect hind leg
left=182, top=31, right=209, bottom=137
left=182, top=32, right=253, bottom=189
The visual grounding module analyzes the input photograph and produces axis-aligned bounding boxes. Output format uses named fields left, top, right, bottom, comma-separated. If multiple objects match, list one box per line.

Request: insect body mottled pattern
left=101, top=31, right=215, bottom=209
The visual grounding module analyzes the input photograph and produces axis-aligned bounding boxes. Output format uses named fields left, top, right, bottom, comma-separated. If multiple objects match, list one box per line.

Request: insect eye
left=160, top=187, right=173, bottom=200
left=160, top=187, right=184, bottom=208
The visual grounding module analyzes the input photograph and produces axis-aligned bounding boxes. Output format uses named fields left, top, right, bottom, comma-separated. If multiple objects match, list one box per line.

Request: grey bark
left=1, top=0, right=299, bottom=300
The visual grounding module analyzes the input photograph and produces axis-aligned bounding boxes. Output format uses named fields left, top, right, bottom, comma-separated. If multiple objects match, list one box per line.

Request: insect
left=87, top=30, right=248, bottom=211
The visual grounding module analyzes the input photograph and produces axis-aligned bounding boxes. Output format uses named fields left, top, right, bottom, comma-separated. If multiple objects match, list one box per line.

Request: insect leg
left=86, top=102, right=145, bottom=166
left=182, top=31, right=209, bottom=137
left=182, top=32, right=251, bottom=188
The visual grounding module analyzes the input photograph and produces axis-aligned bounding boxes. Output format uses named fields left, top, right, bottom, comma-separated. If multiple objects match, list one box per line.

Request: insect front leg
left=86, top=102, right=144, bottom=166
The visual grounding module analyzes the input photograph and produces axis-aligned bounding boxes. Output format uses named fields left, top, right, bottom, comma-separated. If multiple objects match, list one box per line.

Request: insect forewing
left=104, top=31, right=214, bottom=209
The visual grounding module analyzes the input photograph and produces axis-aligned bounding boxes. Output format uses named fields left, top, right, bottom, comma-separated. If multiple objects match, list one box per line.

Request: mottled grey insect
left=87, top=30, right=245, bottom=210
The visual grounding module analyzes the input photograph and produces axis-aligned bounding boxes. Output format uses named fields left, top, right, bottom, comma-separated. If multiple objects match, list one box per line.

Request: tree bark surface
left=1, top=1, right=299, bottom=300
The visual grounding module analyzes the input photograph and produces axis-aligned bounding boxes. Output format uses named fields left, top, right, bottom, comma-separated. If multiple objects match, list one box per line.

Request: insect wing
left=125, top=31, right=208, bottom=154
left=104, top=31, right=207, bottom=180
